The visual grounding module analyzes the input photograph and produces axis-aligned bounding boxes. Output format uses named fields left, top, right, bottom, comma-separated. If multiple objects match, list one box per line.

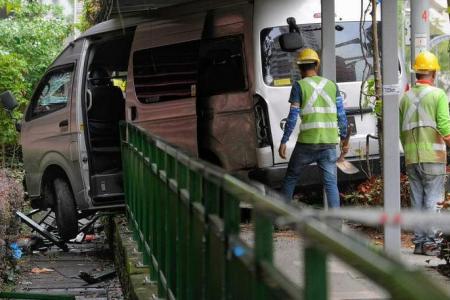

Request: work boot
left=423, top=243, right=440, bottom=256
left=413, top=243, right=423, bottom=255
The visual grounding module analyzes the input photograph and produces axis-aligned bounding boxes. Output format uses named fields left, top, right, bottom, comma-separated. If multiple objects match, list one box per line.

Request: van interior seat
left=87, top=83, right=125, bottom=149
left=86, top=67, right=125, bottom=174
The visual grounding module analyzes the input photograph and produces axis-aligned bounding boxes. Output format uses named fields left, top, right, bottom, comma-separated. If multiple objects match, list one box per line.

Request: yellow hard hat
left=296, top=48, right=320, bottom=65
left=413, top=51, right=440, bottom=72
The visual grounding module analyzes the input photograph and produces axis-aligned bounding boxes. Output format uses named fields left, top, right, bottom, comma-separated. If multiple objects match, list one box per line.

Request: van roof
left=110, top=0, right=192, bottom=16
left=77, top=16, right=151, bottom=40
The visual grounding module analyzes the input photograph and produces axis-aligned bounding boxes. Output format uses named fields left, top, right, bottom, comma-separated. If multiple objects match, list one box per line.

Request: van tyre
left=53, top=178, right=78, bottom=240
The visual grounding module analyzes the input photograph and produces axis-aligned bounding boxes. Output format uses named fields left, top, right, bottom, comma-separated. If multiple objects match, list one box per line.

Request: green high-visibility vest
left=297, top=76, right=339, bottom=144
left=400, top=85, right=446, bottom=165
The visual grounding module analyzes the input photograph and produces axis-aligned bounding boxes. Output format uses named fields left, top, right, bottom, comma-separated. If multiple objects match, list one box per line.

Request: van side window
left=133, top=41, right=200, bottom=104
left=198, top=36, right=247, bottom=97
left=29, top=66, right=74, bottom=119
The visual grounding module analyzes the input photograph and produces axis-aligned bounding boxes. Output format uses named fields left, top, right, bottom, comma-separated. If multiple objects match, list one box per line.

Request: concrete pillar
left=321, top=0, right=335, bottom=210
left=381, top=0, right=401, bottom=257
left=410, top=0, right=430, bottom=82
left=320, top=0, right=336, bottom=81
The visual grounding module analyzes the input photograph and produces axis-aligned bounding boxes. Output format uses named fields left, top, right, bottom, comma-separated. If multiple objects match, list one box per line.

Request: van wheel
left=53, top=178, right=78, bottom=241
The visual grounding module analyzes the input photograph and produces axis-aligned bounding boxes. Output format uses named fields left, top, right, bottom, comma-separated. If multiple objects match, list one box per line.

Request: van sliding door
left=197, top=5, right=257, bottom=171
left=126, top=14, right=205, bottom=156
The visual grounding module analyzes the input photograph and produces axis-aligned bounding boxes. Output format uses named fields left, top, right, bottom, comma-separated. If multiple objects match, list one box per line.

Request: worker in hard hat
left=400, top=50, right=450, bottom=255
left=278, top=48, right=348, bottom=208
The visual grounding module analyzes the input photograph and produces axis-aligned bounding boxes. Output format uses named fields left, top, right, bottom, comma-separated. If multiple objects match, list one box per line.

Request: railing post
left=304, top=241, right=327, bottom=300
left=187, top=161, right=205, bottom=300
left=165, top=147, right=178, bottom=298
left=253, top=209, right=273, bottom=300
left=137, top=129, right=145, bottom=252
left=203, top=168, right=225, bottom=300
left=141, top=133, right=151, bottom=266
left=223, top=193, right=240, bottom=299
left=177, top=153, right=190, bottom=300
left=156, top=142, right=167, bottom=298
left=147, top=135, right=158, bottom=281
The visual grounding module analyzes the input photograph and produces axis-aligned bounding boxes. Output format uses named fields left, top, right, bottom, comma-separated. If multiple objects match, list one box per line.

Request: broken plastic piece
left=31, top=267, right=54, bottom=274
left=10, top=242, right=22, bottom=259
left=79, top=269, right=116, bottom=284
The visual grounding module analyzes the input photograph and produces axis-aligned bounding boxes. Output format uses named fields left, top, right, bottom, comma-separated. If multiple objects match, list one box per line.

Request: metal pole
left=410, top=0, right=430, bottom=83
left=321, top=0, right=335, bottom=212
left=321, top=0, right=336, bottom=81
left=381, top=0, right=401, bottom=257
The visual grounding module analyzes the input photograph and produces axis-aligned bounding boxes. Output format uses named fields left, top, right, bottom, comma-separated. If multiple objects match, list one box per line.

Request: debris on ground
left=9, top=243, right=22, bottom=260
left=79, top=269, right=116, bottom=284
left=16, top=235, right=46, bottom=253
left=341, top=174, right=411, bottom=207
left=15, top=233, right=123, bottom=299
left=30, top=267, right=54, bottom=274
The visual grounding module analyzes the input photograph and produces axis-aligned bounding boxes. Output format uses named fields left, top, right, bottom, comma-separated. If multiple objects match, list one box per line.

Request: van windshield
left=261, top=21, right=379, bottom=87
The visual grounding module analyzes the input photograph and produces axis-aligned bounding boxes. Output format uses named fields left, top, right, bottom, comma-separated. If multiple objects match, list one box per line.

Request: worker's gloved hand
left=279, top=143, right=287, bottom=159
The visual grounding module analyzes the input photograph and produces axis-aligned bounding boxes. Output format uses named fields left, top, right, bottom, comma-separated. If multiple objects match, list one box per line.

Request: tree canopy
left=0, top=1, right=71, bottom=146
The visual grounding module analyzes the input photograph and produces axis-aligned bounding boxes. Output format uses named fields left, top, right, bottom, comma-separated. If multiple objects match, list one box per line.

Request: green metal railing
left=120, top=122, right=450, bottom=300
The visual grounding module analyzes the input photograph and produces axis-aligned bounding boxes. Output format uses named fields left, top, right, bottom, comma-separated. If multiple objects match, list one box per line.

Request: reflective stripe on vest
left=301, top=77, right=337, bottom=115
left=299, top=77, right=337, bottom=131
left=300, top=121, right=338, bottom=130
left=433, top=143, right=446, bottom=151
left=401, top=87, right=435, bottom=131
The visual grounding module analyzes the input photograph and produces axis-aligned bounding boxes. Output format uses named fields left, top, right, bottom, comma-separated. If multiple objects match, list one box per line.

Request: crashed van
left=0, top=0, right=407, bottom=239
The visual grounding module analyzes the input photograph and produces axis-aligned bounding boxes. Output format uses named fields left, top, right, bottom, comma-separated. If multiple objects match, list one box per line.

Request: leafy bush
left=77, top=0, right=109, bottom=32
left=0, top=169, right=24, bottom=288
left=0, top=54, right=27, bottom=148
left=341, top=174, right=411, bottom=207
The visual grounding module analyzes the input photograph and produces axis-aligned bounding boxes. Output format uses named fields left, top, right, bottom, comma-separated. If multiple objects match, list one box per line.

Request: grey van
left=1, top=0, right=407, bottom=240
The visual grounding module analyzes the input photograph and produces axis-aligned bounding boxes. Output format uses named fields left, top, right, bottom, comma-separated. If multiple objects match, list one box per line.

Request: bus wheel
left=53, top=178, right=78, bottom=240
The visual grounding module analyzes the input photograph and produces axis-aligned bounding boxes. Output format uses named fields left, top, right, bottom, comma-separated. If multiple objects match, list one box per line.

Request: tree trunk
left=371, top=0, right=383, bottom=176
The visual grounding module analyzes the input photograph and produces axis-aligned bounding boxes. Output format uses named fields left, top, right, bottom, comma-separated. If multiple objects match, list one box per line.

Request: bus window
left=260, top=21, right=380, bottom=87
left=198, top=35, right=247, bottom=97
left=133, top=40, right=200, bottom=103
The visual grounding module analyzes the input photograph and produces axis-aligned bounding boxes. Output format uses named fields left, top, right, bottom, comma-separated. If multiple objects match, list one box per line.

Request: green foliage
left=0, top=54, right=27, bottom=145
left=361, top=77, right=383, bottom=116
left=0, top=0, right=20, bottom=13
left=0, top=1, right=71, bottom=147
left=76, top=0, right=107, bottom=32
left=342, top=175, right=411, bottom=207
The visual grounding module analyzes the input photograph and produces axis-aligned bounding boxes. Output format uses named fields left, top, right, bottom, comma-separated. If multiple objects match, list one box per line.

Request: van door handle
left=59, top=120, right=69, bottom=128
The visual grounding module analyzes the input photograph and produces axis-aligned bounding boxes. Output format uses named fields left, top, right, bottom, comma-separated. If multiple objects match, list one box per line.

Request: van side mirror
left=0, top=91, right=18, bottom=112
left=279, top=33, right=304, bottom=52
left=279, top=17, right=304, bottom=52
left=15, top=121, right=21, bottom=132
